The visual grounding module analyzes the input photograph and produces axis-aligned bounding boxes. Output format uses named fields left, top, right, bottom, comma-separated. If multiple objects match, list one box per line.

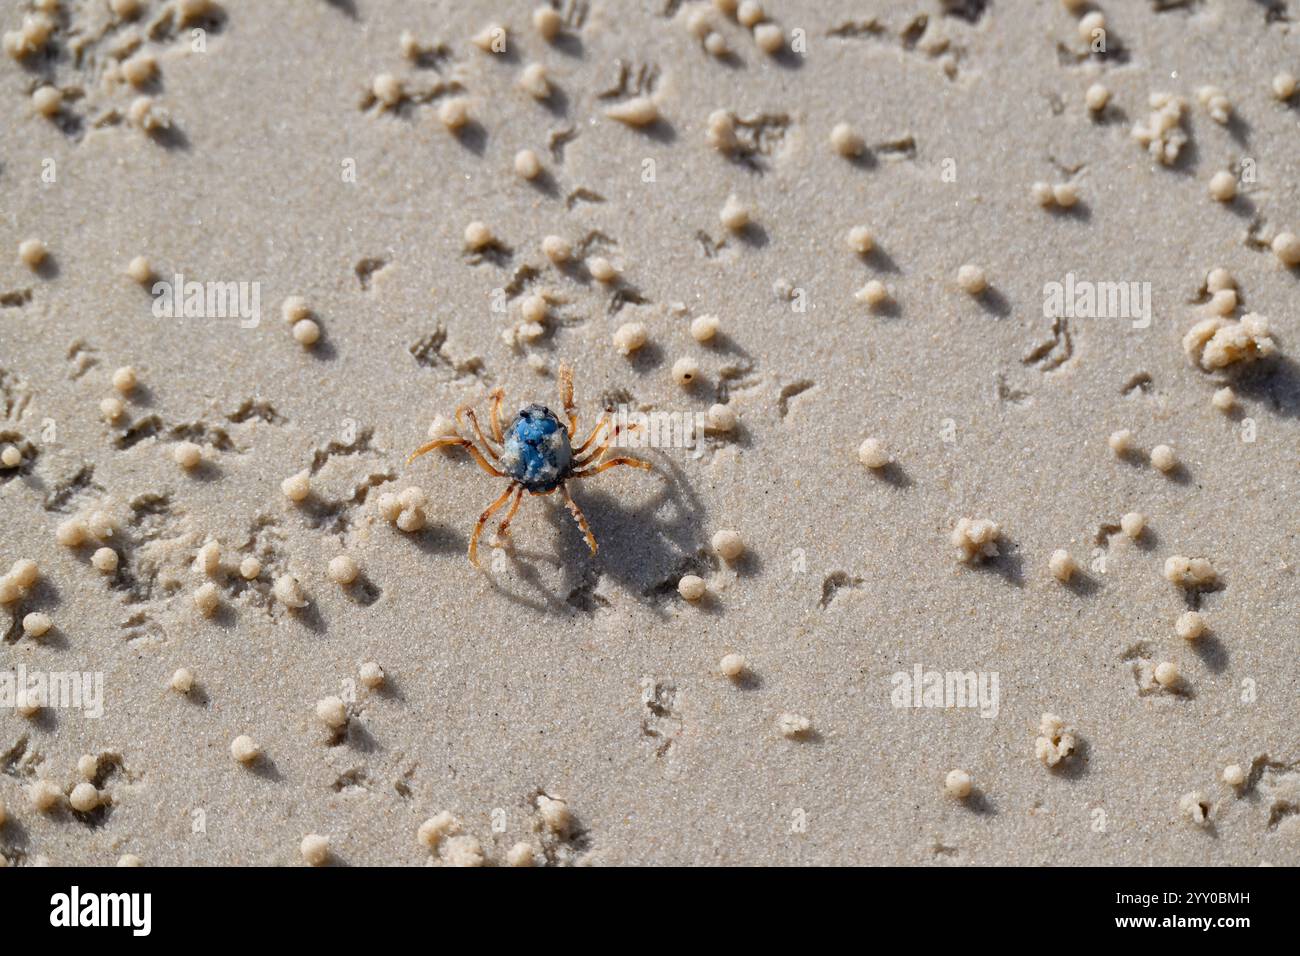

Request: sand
left=1, top=0, right=1298, bottom=866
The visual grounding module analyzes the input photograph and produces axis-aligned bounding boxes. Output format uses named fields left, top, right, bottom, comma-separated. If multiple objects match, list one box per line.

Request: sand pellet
left=274, top=573, right=308, bottom=608
left=300, top=834, right=330, bottom=866
left=399, top=487, right=427, bottom=511
left=100, top=396, right=125, bottom=422
left=506, top=843, right=535, bottom=866
left=111, top=366, right=138, bottom=395
left=719, top=195, right=750, bottom=232
left=1032, top=181, right=1056, bottom=207
left=1085, top=83, right=1110, bottom=112
left=1120, top=512, right=1146, bottom=539
left=57, top=518, right=89, bottom=548
left=122, top=53, right=156, bottom=87
left=117, top=854, right=142, bottom=867
left=1150, top=444, right=1177, bottom=472
left=1, top=445, right=20, bottom=468
left=372, top=73, right=403, bottom=108
left=1132, top=93, right=1188, bottom=166
left=239, top=556, right=261, bottom=580
left=672, top=357, right=700, bottom=386
left=719, top=653, right=747, bottom=679
left=92, top=547, right=119, bottom=574
left=1273, top=72, right=1297, bottom=101
left=0, top=578, right=20, bottom=604
left=1185, top=314, right=1277, bottom=371
left=193, top=582, right=220, bottom=616
left=1035, top=713, right=1076, bottom=767
left=951, top=518, right=1000, bottom=563
left=957, top=264, right=987, bottom=295
left=22, top=612, right=51, bottom=639
left=1180, top=791, right=1211, bottom=826
left=707, top=403, right=736, bottom=432
left=170, top=668, right=194, bottom=693
left=536, top=795, right=571, bottom=834
left=1176, top=611, right=1206, bottom=641
left=846, top=226, right=874, bottom=255
left=542, top=235, right=572, bottom=264
left=128, top=95, right=170, bottom=131
left=230, top=735, right=261, bottom=763
left=1272, top=233, right=1300, bottom=267
left=518, top=63, right=551, bottom=100
left=690, top=314, right=720, bottom=343
left=706, top=109, right=737, bottom=152
left=359, top=662, right=385, bottom=689
left=438, top=98, right=470, bottom=131
left=1163, top=555, right=1216, bottom=588
left=944, top=769, right=972, bottom=799
left=77, top=755, right=98, bottom=780
left=396, top=506, right=426, bottom=533
left=69, top=783, right=100, bottom=813
left=173, top=441, right=202, bottom=470
left=737, top=1, right=764, bottom=26
left=587, top=256, right=618, bottom=283
left=712, top=529, right=744, bottom=561
left=1222, top=764, right=1245, bottom=787
left=533, top=5, right=562, bottom=39
left=32, top=85, right=61, bottom=117
left=1211, top=387, right=1236, bottom=411
left=519, top=293, right=548, bottom=324
left=1052, top=183, right=1079, bottom=207
left=377, top=493, right=402, bottom=523
left=1197, top=85, right=1232, bottom=124
left=605, top=96, right=659, bottom=127
left=281, top=471, right=311, bottom=502
left=830, top=122, right=864, bottom=158
left=30, top=780, right=63, bottom=812
left=677, top=574, right=706, bottom=601
left=1077, top=10, right=1104, bottom=40
left=472, top=23, right=507, bottom=52
left=464, top=221, right=495, bottom=251
left=125, top=255, right=154, bottom=284
left=417, top=811, right=461, bottom=849
left=1209, top=171, right=1237, bottom=202
left=856, top=280, right=890, bottom=308
left=857, top=437, right=890, bottom=469
left=315, top=696, right=348, bottom=729
left=328, top=555, right=359, bottom=586
left=196, top=541, right=222, bottom=576
left=443, top=835, right=485, bottom=867
left=514, top=148, right=542, bottom=180
left=1206, top=268, right=1235, bottom=293
left=705, top=32, right=729, bottom=57
left=777, top=712, right=812, bottom=738
left=281, top=296, right=311, bottom=324
left=1154, top=661, right=1180, bottom=688
left=292, top=318, right=320, bottom=346
left=10, top=559, right=38, bottom=589
left=1208, top=289, right=1237, bottom=316
left=18, top=238, right=47, bottom=268
left=754, top=22, right=784, bottom=54
left=1049, top=549, right=1078, bottom=583
left=1108, top=429, right=1133, bottom=456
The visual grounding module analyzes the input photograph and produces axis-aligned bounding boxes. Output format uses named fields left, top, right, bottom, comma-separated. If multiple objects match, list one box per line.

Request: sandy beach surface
left=1, top=0, right=1298, bottom=866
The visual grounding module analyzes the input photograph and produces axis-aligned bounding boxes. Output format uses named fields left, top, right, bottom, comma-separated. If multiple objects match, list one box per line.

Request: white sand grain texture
left=0, top=1, right=1298, bottom=866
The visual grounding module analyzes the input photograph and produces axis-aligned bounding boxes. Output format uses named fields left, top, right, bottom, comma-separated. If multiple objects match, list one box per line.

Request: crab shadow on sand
left=482, top=450, right=714, bottom=616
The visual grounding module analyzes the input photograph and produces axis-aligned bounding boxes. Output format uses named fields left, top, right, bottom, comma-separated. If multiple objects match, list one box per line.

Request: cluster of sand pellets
left=1, top=0, right=1298, bottom=866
